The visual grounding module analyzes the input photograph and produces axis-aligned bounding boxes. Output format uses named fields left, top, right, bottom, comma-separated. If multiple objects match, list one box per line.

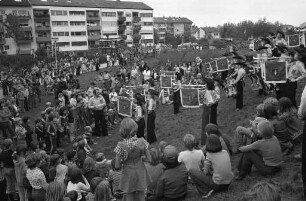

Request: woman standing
left=230, top=63, right=246, bottom=110
left=146, top=89, right=157, bottom=144
left=114, top=118, right=151, bottom=201
left=201, top=78, right=218, bottom=145
left=26, top=153, right=49, bottom=201
left=173, top=79, right=181, bottom=115
left=133, top=94, right=146, bottom=138
left=285, top=48, right=306, bottom=107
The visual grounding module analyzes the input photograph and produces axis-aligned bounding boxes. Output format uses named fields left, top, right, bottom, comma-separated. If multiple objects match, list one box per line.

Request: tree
left=1, top=14, right=26, bottom=54
left=153, top=28, right=159, bottom=44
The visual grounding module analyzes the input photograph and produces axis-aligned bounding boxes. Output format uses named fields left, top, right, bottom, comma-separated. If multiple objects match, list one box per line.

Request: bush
left=211, top=39, right=228, bottom=49
left=0, top=54, right=37, bottom=73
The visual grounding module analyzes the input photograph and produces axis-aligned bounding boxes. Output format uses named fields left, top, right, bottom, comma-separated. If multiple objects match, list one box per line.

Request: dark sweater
left=156, top=164, right=188, bottom=199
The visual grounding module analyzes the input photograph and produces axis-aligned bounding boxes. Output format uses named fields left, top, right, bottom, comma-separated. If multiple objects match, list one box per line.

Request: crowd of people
left=0, top=29, right=306, bottom=201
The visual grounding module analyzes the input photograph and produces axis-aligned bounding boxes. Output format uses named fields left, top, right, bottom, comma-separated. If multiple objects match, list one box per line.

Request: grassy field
left=18, top=49, right=305, bottom=201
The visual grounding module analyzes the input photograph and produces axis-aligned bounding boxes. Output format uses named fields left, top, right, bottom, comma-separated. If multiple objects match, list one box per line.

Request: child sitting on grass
left=95, top=153, right=110, bottom=179
left=108, top=158, right=123, bottom=199
left=236, top=120, right=283, bottom=180
left=178, top=134, right=205, bottom=171
left=85, top=177, right=104, bottom=201
left=190, top=134, right=234, bottom=199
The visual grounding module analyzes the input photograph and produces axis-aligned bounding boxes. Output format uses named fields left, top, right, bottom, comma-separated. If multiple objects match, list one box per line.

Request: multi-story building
left=0, top=0, right=154, bottom=55
left=0, top=0, right=37, bottom=55
left=154, top=16, right=192, bottom=43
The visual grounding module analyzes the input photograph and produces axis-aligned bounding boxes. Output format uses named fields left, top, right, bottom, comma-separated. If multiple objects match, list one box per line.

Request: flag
left=216, top=58, right=229, bottom=72
left=118, top=97, right=133, bottom=117
left=210, top=61, right=217, bottom=72
left=288, top=34, right=300, bottom=47
left=180, top=87, right=200, bottom=108
left=160, top=76, right=172, bottom=88
left=264, top=61, right=287, bottom=83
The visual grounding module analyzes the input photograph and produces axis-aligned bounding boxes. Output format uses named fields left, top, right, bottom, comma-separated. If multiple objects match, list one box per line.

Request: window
left=125, top=13, right=131, bottom=17
left=71, top=31, right=86, bottom=36
left=51, top=10, right=67, bottom=16
left=4, top=45, right=9, bottom=50
left=71, top=41, right=87, bottom=46
left=57, top=42, right=70, bottom=47
left=140, top=13, right=153, bottom=18
left=53, top=32, right=69, bottom=37
left=51, top=21, right=68, bottom=26
left=143, top=22, right=153, bottom=26
left=70, top=21, right=86, bottom=26
left=142, top=39, right=153, bottom=43
left=0, top=10, right=5, bottom=15
left=141, top=33, right=153, bottom=35
left=126, top=22, right=131, bottom=26
left=101, top=12, right=116, bottom=17
left=69, top=11, right=85, bottom=15
left=12, top=10, right=28, bottom=16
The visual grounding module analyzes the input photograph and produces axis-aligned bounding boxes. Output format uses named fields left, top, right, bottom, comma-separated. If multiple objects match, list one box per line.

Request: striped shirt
left=108, top=169, right=122, bottom=192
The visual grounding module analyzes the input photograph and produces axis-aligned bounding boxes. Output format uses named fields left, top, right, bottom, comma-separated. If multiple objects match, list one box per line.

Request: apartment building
left=0, top=0, right=153, bottom=54
left=0, top=0, right=37, bottom=55
left=154, top=17, right=192, bottom=43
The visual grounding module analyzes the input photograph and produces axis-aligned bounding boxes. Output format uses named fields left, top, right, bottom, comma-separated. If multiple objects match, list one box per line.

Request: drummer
left=229, top=62, right=246, bottom=110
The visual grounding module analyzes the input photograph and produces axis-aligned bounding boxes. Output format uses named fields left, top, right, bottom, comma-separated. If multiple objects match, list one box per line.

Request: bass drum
left=225, top=78, right=237, bottom=98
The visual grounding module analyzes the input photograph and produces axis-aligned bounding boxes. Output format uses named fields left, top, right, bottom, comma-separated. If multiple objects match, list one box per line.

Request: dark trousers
left=0, top=179, right=8, bottom=201
left=302, top=120, right=306, bottom=198
left=173, top=91, right=180, bottom=114
left=237, top=151, right=281, bottom=177
left=201, top=104, right=210, bottom=145
left=147, top=111, right=157, bottom=144
left=210, top=103, right=218, bottom=125
left=285, top=81, right=297, bottom=107
left=136, top=118, right=145, bottom=138
left=189, top=169, right=229, bottom=195
left=236, top=81, right=243, bottom=109
left=93, top=110, right=108, bottom=136
left=0, top=121, right=15, bottom=138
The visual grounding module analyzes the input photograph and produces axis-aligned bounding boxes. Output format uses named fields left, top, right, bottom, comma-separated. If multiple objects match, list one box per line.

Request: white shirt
left=143, top=70, right=151, bottom=81
left=87, top=87, right=94, bottom=97
left=178, top=149, right=205, bottom=171
left=88, top=95, right=106, bottom=110
left=109, top=92, right=118, bottom=102
left=67, top=181, right=90, bottom=201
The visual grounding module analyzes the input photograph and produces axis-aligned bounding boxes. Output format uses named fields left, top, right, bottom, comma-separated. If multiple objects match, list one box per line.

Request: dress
left=116, top=138, right=150, bottom=194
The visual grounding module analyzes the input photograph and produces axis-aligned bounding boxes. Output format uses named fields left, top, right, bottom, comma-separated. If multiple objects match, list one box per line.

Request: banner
left=288, top=34, right=300, bottom=47
left=160, top=76, right=173, bottom=88
left=216, top=58, right=229, bottom=72
left=264, top=61, right=287, bottom=83
left=180, top=87, right=200, bottom=108
left=126, top=86, right=145, bottom=95
left=118, top=96, right=133, bottom=117
left=198, top=88, right=206, bottom=106
left=210, top=61, right=217, bottom=72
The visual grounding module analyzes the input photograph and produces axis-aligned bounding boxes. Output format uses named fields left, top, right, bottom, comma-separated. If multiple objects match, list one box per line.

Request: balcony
left=35, top=26, right=51, bottom=32
left=88, top=35, right=101, bottom=41
left=15, top=15, right=31, bottom=20
left=0, top=15, right=3, bottom=22
left=20, top=26, right=32, bottom=32
left=33, top=13, right=50, bottom=19
left=0, top=26, right=4, bottom=33
left=132, top=17, right=141, bottom=24
left=36, top=36, right=51, bottom=43
left=0, top=38, right=5, bottom=45
left=87, top=14, right=100, bottom=21
left=17, top=36, right=33, bottom=44
left=87, top=25, right=101, bottom=31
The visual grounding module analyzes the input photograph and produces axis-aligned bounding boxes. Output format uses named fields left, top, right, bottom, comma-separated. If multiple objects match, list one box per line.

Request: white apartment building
left=0, top=0, right=154, bottom=54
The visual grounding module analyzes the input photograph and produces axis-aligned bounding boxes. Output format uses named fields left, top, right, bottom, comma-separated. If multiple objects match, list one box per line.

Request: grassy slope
left=17, top=49, right=305, bottom=201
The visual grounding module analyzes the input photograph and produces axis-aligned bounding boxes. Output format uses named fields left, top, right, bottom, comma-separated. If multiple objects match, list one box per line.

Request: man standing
left=88, top=89, right=108, bottom=137
left=139, top=60, right=147, bottom=73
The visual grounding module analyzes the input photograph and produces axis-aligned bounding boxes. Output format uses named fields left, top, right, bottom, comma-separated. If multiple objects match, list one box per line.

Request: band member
left=133, top=94, right=146, bottom=138
left=201, top=77, right=219, bottom=145
left=285, top=47, right=306, bottom=107
left=88, top=89, right=108, bottom=137
left=146, top=89, right=157, bottom=144
left=275, top=30, right=288, bottom=46
left=173, top=80, right=181, bottom=114
left=230, top=63, right=246, bottom=110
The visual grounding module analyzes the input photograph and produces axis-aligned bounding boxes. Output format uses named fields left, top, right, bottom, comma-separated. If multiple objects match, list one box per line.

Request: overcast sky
left=130, top=0, right=306, bottom=27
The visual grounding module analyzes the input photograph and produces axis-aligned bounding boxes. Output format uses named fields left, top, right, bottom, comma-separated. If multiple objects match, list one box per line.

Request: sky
left=129, top=0, right=306, bottom=27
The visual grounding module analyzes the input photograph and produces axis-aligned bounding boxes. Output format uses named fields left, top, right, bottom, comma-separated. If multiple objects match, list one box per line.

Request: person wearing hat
left=201, top=77, right=219, bottom=145
left=236, top=120, right=283, bottom=180
left=283, top=47, right=306, bottom=107
left=229, top=62, right=246, bottom=110
left=189, top=134, right=233, bottom=199
left=155, top=145, right=188, bottom=201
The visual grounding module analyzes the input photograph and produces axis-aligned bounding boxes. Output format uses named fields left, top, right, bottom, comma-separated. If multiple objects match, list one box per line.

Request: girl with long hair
left=133, top=94, right=146, bottom=138
left=45, top=182, right=66, bottom=201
